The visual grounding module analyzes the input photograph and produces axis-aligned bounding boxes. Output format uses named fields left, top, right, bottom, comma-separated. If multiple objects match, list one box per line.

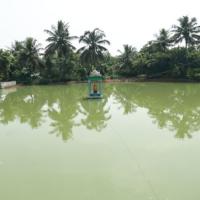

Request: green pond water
left=0, top=82, right=200, bottom=200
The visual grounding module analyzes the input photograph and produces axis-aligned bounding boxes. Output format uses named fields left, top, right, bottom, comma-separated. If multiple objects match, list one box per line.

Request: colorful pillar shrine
left=87, top=70, right=103, bottom=99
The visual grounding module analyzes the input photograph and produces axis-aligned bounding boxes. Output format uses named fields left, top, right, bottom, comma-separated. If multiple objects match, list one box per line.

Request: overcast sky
left=1, top=0, right=200, bottom=55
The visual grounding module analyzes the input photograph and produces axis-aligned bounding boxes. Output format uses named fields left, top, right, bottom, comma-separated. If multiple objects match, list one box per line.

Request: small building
left=87, top=70, right=103, bottom=99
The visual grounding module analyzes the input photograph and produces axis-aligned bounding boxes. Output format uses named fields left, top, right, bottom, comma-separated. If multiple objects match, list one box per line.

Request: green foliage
left=0, top=50, right=15, bottom=81
left=2, top=17, right=200, bottom=84
left=44, top=21, right=77, bottom=57
left=117, top=45, right=137, bottom=76
left=78, top=28, right=110, bottom=73
left=153, top=29, right=172, bottom=52
left=43, top=21, right=78, bottom=82
left=171, top=16, right=200, bottom=48
left=9, top=38, right=42, bottom=83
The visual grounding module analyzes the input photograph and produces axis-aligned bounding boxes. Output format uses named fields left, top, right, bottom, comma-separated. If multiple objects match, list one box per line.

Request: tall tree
left=10, top=38, right=42, bottom=82
left=44, top=21, right=77, bottom=81
left=118, top=44, right=137, bottom=75
left=20, top=38, right=42, bottom=80
left=171, top=16, right=200, bottom=48
left=154, top=28, right=171, bottom=52
left=78, top=28, right=110, bottom=72
left=44, top=20, right=77, bottom=57
left=21, top=38, right=41, bottom=67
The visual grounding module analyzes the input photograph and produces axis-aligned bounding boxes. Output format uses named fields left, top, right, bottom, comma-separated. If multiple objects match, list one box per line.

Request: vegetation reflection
left=1, top=83, right=200, bottom=140
left=0, top=85, right=112, bottom=141
left=79, top=99, right=111, bottom=132
left=114, top=83, right=200, bottom=139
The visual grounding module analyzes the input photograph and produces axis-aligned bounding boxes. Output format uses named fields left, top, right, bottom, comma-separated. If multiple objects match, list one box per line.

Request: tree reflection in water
left=0, top=87, right=44, bottom=128
left=1, top=83, right=200, bottom=140
left=47, top=86, right=81, bottom=141
left=79, top=98, right=111, bottom=132
left=0, top=84, right=112, bottom=141
left=113, top=83, right=200, bottom=139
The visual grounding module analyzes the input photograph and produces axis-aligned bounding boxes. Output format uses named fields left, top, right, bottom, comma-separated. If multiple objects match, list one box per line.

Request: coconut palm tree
left=118, top=44, right=137, bottom=75
left=11, top=38, right=42, bottom=83
left=21, top=38, right=41, bottom=63
left=171, top=16, right=200, bottom=48
left=44, top=21, right=77, bottom=81
left=78, top=28, right=110, bottom=72
left=44, top=20, right=77, bottom=57
left=11, top=41, right=24, bottom=54
left=154, top=28, right=171, bottom=52
left=20, top=38, right=42, bottom=74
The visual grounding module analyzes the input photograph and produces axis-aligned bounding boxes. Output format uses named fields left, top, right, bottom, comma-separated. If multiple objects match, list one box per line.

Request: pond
left=0, top=83, right=200, bottom=200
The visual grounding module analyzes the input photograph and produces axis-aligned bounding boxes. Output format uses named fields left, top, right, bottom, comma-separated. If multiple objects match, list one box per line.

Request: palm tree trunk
left=185, top=41, right=187, bottom=49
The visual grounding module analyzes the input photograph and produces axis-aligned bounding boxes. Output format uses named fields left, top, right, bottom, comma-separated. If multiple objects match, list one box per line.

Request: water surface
left=0, top=83, right=200, bottom=200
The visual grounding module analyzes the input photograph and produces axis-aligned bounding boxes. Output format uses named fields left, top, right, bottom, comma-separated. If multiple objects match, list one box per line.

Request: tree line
left=1, top=15, right=200, bottom=83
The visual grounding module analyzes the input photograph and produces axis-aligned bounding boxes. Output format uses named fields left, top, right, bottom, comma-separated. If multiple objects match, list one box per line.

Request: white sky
left=0, top=0, right=200, bottom=55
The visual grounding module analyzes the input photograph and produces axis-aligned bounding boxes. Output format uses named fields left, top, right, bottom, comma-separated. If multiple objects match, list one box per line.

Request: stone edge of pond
left=6, top=78, right=200, bottom=88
